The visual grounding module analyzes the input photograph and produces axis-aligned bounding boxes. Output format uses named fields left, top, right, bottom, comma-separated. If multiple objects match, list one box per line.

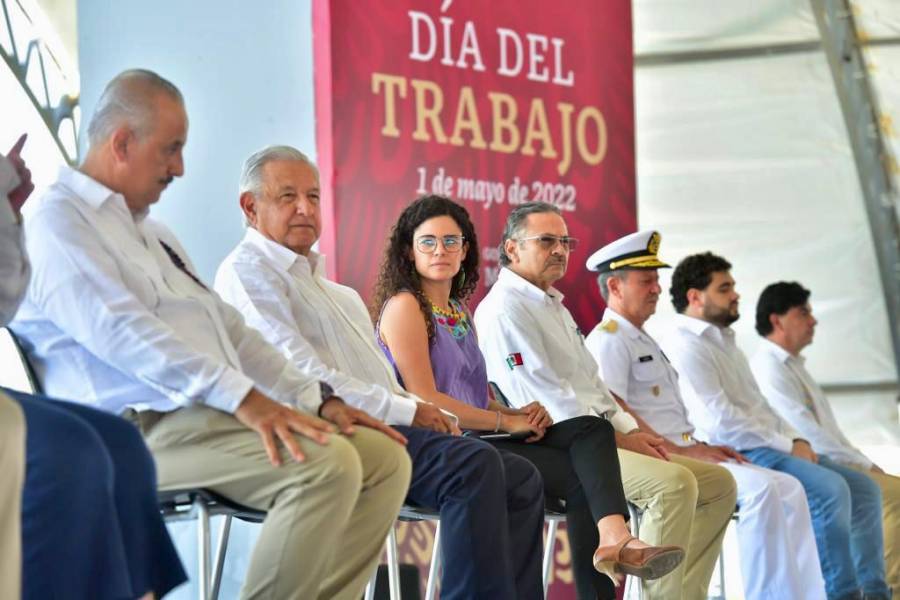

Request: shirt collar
left=674, top=313, right=732, bottom=341
left=497, top=267, right=564, bottom=304
left=57, top=165, right=120, bottom=211
left=602, top=307, right=643, bottom=340
left=759, top=337, right=797, bottom=365
left=242, top=227, right=326, bottom=276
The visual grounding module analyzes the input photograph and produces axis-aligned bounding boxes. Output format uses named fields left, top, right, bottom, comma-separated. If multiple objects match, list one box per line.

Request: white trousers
left=722, top=461, right=827, bottom=600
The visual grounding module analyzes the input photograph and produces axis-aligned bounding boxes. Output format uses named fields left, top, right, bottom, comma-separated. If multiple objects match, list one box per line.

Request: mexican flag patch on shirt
left=506, top=352, right=524, bottom=370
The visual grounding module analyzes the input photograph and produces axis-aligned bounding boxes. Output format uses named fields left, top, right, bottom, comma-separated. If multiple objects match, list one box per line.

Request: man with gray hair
left=474, top=202, right=737, bottom=600
left=11, top=70, right=411, bottom=600
left=215, top=146, right=549, bottom=600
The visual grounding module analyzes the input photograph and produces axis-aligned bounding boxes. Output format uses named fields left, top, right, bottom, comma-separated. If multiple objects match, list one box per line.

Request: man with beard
left=662, top=252, right=889, bottom=600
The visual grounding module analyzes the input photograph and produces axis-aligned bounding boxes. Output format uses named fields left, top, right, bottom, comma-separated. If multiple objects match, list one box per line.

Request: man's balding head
left=87, top=69, right=184, bottom=149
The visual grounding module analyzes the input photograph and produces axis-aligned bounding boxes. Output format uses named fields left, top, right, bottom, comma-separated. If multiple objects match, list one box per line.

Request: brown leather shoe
left=592, top=535, right=685, bottom=582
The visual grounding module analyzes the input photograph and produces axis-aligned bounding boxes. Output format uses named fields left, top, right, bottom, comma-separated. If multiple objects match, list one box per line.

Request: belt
left=122, top=408, right=167, bottom=434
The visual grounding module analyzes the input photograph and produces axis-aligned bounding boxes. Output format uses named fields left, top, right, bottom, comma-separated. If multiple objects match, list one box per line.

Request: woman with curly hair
left=372, top=195, right=684, bottom=600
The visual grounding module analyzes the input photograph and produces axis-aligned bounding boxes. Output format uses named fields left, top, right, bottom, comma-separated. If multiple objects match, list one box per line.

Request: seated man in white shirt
left=751, top=280, right=900, bottom=597
left=10, top=69, right=411, bottom=600
left=584, top=231, right=824, bottom=600
left=663, top=252, right=890, bottom=600
left=214, top=146, right=546, bottom=600
left=473, top=202, right=737, bottom=600
left=3, top=133, right=189, bottom=599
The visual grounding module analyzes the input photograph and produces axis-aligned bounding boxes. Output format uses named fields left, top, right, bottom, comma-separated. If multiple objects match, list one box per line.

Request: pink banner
left=314, top=0, right=635, bottom=330
left=314, top=1, right=636, bottom=596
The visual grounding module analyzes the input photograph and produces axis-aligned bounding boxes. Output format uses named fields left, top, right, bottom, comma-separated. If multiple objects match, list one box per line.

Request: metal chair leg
left=386, top=526, right=401, bottom=600
left=542, top=518, right=559, bottom=597
left=363, top=537, right=385, bottom=600
left=624, top=504, right=643, bottom=600
left=363, top=572, right=378, bottom=600
left=363, top=559, right=379, bottom=599
left=708, top=534, right=727, bottom=600
left=209, top=514, right=232, bottom=600
left=196, top=498, right=211, bottom=600
left=424, top=522, right=441, bottom=600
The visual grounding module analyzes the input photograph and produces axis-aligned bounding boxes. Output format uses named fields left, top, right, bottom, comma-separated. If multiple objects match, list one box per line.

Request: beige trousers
left=618, top=450, right=737, bottom=600
left=0, top=393, right=25, bottom=600
left=136, top=406, right=411, bottom=600
left=865, top=468, right=900, bottom=595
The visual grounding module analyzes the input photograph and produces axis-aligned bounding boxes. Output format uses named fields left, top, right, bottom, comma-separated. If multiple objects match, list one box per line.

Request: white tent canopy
left=633, top=0, right=899, bottom=388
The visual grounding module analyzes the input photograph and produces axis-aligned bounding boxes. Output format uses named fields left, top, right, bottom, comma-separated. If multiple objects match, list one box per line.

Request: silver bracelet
left=494, top=411, right=502, bottom=432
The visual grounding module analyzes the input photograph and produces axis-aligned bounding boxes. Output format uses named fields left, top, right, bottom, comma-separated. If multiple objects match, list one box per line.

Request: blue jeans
left=744, top=447, right=889, bottom=599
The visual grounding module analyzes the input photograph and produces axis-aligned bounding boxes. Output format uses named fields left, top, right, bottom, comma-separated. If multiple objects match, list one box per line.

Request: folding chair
left=706, top=509, right=740, bottom=600
left=543, top=497, right=567, bottom=597
left=158, top=488, right=266, bottom=600
left=623, top=504, right=645, bottom=600
left=371, top=500, right=569, bottom=600
left=364, top=505, right=441, bottom=600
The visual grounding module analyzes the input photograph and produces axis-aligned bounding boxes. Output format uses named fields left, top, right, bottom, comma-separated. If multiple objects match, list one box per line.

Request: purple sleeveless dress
left=379, top=297, right=489, bottom=409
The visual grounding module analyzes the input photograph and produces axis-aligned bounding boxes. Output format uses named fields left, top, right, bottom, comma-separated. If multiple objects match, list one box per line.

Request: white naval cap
left=586, top=230, right=671, bottom=273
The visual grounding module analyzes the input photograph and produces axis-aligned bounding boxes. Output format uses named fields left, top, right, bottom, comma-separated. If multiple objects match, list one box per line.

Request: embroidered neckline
left=431, top=298, right=471, bottom=339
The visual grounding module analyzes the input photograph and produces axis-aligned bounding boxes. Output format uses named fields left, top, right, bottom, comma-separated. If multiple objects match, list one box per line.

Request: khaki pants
left=618, top=450, right=737, bottom=600
left=0, top=393, right=25, bottom=600
left=135, top=406, right=412, bottom=600
left=865, top=468, right=900, bottom=595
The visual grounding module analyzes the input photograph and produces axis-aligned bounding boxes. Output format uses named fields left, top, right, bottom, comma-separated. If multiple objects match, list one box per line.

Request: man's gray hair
left=597, top=272, right=614, bottom=302
left=86, top=69, right=184, bottom=148
left=239, top=145, right=318, bottom=197
left=498, top=202, right=561, bottom=266
left=598, top=269, right=635, bottom=302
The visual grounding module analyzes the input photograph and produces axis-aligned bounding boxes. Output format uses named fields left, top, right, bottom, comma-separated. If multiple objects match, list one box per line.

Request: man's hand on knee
left=411, top=402, right=460, bottom=436
left=616, top=430, right=670, bottom=461
left=319, top=397, right=408, bottom=446
left=235, top=389, right=335, bottom=466
left=791, top=439, right=818, bottom=463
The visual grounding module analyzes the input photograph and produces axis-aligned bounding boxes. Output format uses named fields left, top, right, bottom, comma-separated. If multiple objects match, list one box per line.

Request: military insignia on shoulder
left=597, top=319, right=618, bottom=334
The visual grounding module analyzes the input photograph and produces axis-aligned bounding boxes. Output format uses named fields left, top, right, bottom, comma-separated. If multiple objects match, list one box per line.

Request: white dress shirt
left=585, top=308, right=695, bottom=445
left=661, top=314, right=801, bottom=453
left=214, top=227, right=419, bottom=425
left=0, top=154, right=30, bottom=326
left=10, top=166, right=322, bottom=415
left=473, top=268, right=638, bottom=432
left=751, top=338, right=873, bottom=469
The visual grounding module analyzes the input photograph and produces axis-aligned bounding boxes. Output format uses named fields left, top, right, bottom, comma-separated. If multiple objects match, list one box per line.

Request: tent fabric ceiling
left=633, top=0, right=900, bottom=55
left=855, top=0, right=900, bottom=40
left=865, top=45, right=900, bottom=186
left=634, top=0, right=819, bottom=55
left=631, top=0, right=899, bottom=386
